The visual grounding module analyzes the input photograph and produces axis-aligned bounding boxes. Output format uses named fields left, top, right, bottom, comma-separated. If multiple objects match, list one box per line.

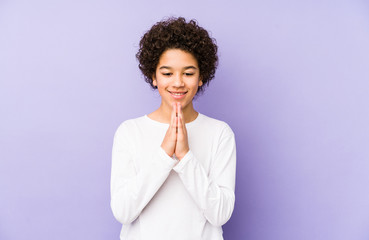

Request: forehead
left=157, top=49, right=198, bottom=68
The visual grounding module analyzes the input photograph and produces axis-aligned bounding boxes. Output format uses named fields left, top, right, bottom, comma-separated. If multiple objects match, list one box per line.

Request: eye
left=162, top=72, right=172, bottom=76
left=184, top=72, right=194, bottom=76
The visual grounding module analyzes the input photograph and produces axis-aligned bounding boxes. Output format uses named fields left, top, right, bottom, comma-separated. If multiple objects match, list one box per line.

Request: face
left=152, top=48, right=203, bottom=111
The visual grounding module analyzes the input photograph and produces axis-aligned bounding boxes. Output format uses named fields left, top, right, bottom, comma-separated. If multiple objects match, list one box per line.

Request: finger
left=178, top=103, right=186, bottom=125
left=177, top=112, right=183, bottom=140
left=177, top=106, right=182, bottom=128
left=179, top=111, right=187, bottom=135
left=174, top=102, right=179, bottom=133
left=177, top=102, right=181, bottom=117
left=171, top=102, right=176, bottom=125
left=168, top=103, right=176, bottom=133
left=176, top=103, right=181, bottom=116
left=181, top=114, right=187, bottom=136
left=177, top=104, right=187, bottom=136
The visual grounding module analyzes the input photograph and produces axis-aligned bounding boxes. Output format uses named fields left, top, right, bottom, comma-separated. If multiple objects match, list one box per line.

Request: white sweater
left=110, top=113, right=236, bottom=240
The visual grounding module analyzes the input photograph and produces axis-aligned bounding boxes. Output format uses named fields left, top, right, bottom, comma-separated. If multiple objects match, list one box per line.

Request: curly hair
left=136, top=17, right=218, bottom=95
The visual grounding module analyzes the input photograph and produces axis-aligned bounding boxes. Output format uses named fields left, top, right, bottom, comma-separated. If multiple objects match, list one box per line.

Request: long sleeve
left=173, top=125, right=237, bottom=227
left=110, top=122, right=177, bottom=225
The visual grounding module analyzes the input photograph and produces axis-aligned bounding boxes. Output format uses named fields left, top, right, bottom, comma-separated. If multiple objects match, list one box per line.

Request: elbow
left=111, top=199, right=139, bottom=225
left=206, top=207, right=234, bottom=227
left=204, top=192, right=235, bottom=227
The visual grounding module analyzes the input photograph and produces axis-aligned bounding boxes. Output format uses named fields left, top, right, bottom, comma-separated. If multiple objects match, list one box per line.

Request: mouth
left=168, top=90, right=188, bottom=99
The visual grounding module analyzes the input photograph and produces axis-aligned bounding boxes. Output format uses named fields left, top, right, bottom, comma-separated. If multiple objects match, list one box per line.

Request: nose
left=171, top=73, right=184, bottom=87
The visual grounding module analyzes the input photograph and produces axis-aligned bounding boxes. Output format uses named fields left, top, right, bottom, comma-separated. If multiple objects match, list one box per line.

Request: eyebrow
left=159, top=66, right=198, bottom=70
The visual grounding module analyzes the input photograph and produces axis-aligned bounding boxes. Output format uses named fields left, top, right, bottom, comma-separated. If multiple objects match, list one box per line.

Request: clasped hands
left=161, top=102, right=189, bottom=161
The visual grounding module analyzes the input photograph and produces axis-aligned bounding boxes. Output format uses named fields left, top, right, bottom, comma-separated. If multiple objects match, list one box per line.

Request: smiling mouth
left=168, top=90, right=188, bottom=99
left=168, top=91, right=188, bottom=95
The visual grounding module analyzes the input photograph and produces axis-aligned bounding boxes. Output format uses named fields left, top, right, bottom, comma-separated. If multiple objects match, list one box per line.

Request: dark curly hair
left=136, top=17, right=218, bottom=95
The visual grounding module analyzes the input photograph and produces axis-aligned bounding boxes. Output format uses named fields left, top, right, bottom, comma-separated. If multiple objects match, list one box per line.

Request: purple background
left=1, top=0, right=369, bottom=239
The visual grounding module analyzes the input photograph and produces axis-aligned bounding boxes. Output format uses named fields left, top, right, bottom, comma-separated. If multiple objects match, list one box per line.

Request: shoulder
left=198, top=113, right=235, bottom=138
left=114, top=115, right=146, bottom=136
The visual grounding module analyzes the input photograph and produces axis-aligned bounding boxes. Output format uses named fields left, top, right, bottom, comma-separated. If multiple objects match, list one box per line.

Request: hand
left=174, top=103, right=189, bottom=160
left=160, top=102, right=190, bottom=160
left=160, top=102, right=177, bottom=157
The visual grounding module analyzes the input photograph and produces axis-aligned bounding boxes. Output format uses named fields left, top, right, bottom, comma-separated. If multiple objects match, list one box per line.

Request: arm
left=173, top=126, right=237, bottom=227
left=110, top=122, right=177, bottom=224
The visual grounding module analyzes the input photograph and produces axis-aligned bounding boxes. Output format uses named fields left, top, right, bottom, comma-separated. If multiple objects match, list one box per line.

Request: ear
left=198, top=77, right=203, bottom=87
left=152, top=74, right=157, bottom=87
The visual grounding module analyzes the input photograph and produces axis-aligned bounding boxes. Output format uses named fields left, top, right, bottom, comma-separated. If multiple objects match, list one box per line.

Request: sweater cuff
left=158, top=147, right=178, bottom=168
left=173, top=150, right=194, bottom=173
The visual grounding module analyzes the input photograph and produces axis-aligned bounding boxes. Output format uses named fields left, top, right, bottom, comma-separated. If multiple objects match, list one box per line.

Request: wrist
left=176, top=148, right=189, bottom=160
left=161, top=145, right=173, bottom=157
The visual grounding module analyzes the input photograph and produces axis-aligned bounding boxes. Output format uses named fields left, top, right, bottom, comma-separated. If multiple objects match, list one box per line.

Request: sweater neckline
left=144, top=112, right=203, bottom=128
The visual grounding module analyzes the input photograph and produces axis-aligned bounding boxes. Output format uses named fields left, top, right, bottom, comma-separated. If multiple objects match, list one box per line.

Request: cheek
left=157, top=81, right=166, bottom=89
left=156, top=80, right=168, bottom=92
left=191, top=79, right=201, bottom=88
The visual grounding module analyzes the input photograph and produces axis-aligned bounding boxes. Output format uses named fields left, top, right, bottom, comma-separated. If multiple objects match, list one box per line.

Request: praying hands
left=160, top=102, right=190, bottom=160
